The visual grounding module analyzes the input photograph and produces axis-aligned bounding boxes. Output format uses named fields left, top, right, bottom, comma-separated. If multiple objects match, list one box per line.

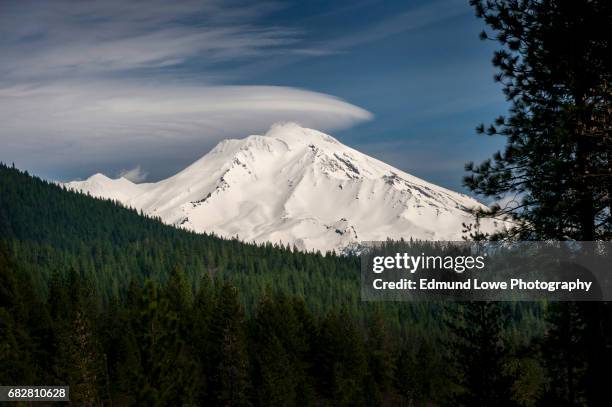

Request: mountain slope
left=66, top=123, right=502, bottom=251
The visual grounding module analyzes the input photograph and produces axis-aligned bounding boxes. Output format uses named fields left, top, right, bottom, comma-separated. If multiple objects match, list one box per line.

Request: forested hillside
left=0, top=163, right=365, bottom=313
left=0, top=163, right=580, bottom=406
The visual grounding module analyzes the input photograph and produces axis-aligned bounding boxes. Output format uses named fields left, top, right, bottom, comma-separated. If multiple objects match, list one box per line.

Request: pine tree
left=365, top=309, right=395, bottom=403
left=250, top=294, right=315, bottom=406
left=63, top=310, right=105, bottom=406
left=52, top=270, right=106, bottom=406
left=191, top=275, right=215, bottom=404
left=130, top=279, right=197, bottom=406
left=316, top=311, right=368, bottom=406
left=395, top=335, right=446, bottom=406
left=465, top=0, right=611, bottom=241
left=0, top=244, right=34, bottom=383
left=466, top=2, right=612, bottom=404
left=209, top=282, right=252, bottom=406
left=446, top=302, right=515, bottom=406
left=541, top=302, right=586, bottom=405
left=164, top=265, right=192, bottom=315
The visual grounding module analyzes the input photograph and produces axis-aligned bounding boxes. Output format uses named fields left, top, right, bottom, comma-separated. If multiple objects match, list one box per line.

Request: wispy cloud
left=213, top=0, right=471, bottom=84
left=310, top=0, right=469, bottom=53
left=0, top=0, right=372, bottom=179
left=0, top=0, right=294, bottom=79
left=118, top=165, right=148, bottom=183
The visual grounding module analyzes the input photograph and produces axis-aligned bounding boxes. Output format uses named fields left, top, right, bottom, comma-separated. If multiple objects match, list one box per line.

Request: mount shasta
left=66, top=123, right=502, bottom=252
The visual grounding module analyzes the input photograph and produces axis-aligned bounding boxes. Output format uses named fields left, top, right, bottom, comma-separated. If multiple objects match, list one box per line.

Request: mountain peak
left=66, top=125, right=504, bottom=252
left=263, top=122, right=340, bottom=145
left=88, top=173, right=112, bottom=182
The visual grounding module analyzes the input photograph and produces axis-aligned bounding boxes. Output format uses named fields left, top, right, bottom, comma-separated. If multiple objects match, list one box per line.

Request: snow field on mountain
left=66, top=123, right=504, bottom=252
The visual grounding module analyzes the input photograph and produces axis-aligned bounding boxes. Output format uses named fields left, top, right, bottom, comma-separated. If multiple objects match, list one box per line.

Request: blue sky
left=0, top=0, right=507, bottom=194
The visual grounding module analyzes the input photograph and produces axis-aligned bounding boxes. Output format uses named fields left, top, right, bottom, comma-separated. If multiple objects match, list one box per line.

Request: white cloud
left=0, top=80, right=372, bottom=141
left=118, top=165, right=148, bottom=183
left=0, top=80, right=372, bottom=178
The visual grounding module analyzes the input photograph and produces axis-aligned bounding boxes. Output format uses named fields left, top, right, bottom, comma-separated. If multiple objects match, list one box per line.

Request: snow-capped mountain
left=65, top=123, right=502, bottom=252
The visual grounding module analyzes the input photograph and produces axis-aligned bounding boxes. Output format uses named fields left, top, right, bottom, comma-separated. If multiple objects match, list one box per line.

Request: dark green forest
left=0, top=164, right=605, bottom=406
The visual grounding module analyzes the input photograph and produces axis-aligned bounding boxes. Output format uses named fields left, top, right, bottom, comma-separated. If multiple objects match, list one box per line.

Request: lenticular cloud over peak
left=0, top=80, right=372, bottom=180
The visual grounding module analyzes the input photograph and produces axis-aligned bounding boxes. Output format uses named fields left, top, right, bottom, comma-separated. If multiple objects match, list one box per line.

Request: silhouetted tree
left=465, top=0, right=611, bottom=240
left=466, top=1, right=611, bottom=403
left=446, top=302, right=515, bottom=406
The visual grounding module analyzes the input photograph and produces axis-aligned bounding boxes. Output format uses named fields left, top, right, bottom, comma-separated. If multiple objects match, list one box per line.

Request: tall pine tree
left=446, top=302, right=515, bottom=406
left=466, top=1, right=611, bottom=404
left=465, top=0, right=611, bottom=240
